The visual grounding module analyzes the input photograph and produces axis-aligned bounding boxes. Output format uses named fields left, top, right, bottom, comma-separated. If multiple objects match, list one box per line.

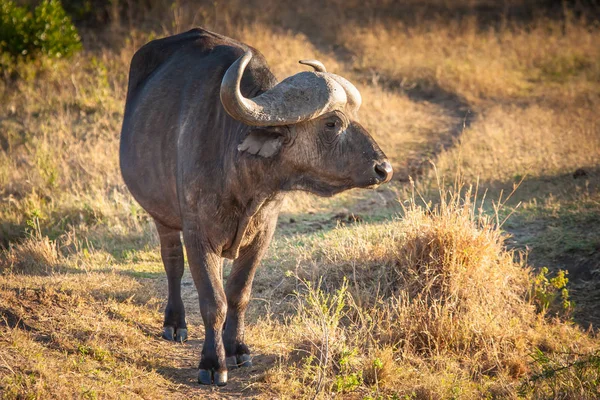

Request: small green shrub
left=0, top=0, right=28, bottom=57
left=333, top=371, right=362, bottom=393
left=0, top=0, right=81, bottom=59
left=531, top=267, right=574, bottom=317
left=334, top=348, right=363, bottom=393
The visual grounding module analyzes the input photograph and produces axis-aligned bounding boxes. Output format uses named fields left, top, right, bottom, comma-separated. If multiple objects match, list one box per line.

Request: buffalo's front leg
left=224, top=220, right=276, bottom=369
left=183, top=229, right=228, bottom=386
left=155, top=220, right=187, bottom=342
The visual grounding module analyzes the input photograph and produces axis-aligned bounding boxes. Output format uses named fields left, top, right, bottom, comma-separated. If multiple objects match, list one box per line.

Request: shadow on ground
left=486, top=167, right=600, bottom=329
left=150, top=328, right=279, bottom=397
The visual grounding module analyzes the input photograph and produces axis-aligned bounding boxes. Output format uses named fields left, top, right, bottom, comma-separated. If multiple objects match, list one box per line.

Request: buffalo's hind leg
left=224, top=218, right=277, bottom=369
left=155, top=220, right=188, bottom=342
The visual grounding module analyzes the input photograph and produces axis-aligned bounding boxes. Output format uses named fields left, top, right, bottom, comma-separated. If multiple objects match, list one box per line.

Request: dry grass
left=1, top=0, right=600, bottom=398
left=435, top=105, right=600, bottom=184
left=0, top=270, right=177, bottom=399
left=249, top=186, right=598, bottom=399
left=3, top=187, right=596, bottom=399
left=345, top=15, right=600, bottom=102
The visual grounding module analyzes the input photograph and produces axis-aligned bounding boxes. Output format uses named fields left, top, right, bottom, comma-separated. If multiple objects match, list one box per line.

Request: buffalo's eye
left=325, top=121, right=336, bottom=128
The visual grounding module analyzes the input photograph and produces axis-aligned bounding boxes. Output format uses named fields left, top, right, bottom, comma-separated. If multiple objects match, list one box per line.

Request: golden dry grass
left=1, top=0, right=600, bottom=398
left=435, top=105, right=600, bottom=184
left=252, top=188, right=599, bottom=398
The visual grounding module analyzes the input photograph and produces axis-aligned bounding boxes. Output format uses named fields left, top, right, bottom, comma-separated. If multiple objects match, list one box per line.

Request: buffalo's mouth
left=300, top=180, right=355, bottom=197
left=294, top=163, right=393, bottom=197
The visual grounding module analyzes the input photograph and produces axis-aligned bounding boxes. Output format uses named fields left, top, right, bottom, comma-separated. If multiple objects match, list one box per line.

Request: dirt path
left=153, top=270, right=273, bottom=399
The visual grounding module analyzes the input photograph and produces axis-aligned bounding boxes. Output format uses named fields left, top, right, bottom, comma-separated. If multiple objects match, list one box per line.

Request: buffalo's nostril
left=374, top=161, right=393, bottom=183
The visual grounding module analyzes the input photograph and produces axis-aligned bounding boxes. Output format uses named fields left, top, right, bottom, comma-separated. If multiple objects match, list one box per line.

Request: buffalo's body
left=121, top=29, right=279, bottom=241
left=120, top=28, right=392, bottom=386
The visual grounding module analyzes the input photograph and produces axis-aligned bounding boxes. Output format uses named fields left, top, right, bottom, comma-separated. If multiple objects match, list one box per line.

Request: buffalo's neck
left=216, top=122, right=285, bottom=258
left=224, top=123, right=286, bottom=213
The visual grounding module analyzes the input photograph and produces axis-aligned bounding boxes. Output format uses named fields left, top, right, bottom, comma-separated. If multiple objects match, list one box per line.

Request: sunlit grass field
left=1, top=0, right=599, bottom=398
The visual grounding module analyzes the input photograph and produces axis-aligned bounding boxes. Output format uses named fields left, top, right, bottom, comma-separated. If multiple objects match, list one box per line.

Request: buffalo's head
left=220, top=51, right=392, bottom=196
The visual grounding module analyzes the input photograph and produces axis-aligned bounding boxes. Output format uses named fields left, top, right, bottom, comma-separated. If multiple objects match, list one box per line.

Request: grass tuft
left=254, top=184, right=598, bottom=398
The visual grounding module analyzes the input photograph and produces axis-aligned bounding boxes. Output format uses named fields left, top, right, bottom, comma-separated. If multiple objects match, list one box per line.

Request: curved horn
left=329, top=75, right=362, bottom=113
left=220, top=51, right=347, bottom=126
left=299, top=59, right=327, bottom=72
left=299, top=59, right=361, bottom=113
left=220, top=51, right=262, bottom=125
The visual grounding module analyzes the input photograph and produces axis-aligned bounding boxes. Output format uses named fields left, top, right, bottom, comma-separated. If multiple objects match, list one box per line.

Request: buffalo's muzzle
left=374, top=160, right=393, bottom=183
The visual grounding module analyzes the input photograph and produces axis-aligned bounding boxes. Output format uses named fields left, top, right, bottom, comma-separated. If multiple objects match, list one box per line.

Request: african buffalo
left=119, top=28, right=392, bottom=386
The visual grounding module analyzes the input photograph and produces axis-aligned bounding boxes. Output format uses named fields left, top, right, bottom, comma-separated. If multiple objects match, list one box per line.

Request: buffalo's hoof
left=238, top=354, right=252, bottom=368
left=225, top=354, right=252, bottom=369
left=175, top=328, right=188, bottom=343
left=162, top=326, right=175, bottom=341
left=198, top=369, right=212, bottom=385
left=215, top=371, right=228, bottom=386
left=162, top=326, right=187, bottom=342
left=226, top=356, right=238, bottom=369
left=198, top=369, right=228, bottom=386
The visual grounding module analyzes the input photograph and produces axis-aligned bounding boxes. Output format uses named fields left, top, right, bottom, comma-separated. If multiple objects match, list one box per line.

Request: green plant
left=519, top=349, right=600, bottom=398
left=25, top=209, right=43, bottom=236
left=334, top=347, right=363, bottom=393
left=334, top=371, right=362, bottom=393
left=531, top=267, right=574, bottom=317
left=291, top=275, right=350, bottom=396
left=0, top=0, right=81, bottom=60
left=0, top=0, right=29, bottom=57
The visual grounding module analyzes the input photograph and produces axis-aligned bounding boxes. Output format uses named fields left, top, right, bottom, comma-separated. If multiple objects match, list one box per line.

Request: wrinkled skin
left=119, top=28, right=392, bottom=386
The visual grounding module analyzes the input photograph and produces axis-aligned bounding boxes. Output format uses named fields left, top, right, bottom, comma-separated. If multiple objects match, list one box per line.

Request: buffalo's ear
left=238, top=127, right=286, bottom=158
